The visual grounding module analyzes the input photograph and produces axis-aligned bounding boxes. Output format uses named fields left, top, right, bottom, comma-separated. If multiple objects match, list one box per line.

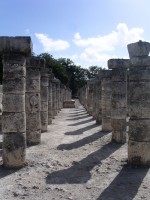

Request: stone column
left=60, top=83, right=64, bottom=109
left=40, top=67, right=49, bottom=133
left=92, top=78, right=98, bottom=119
left=26, top=57, right=42, bottom=145
left=101, top=70, right=112, bottom=131
left=48, top=71, right=53, bottom=125
left=55, top=79, right=60, bottom=113
left=127, top=41, right=150, bottom=166
left=95, top=72, right=102, bottom=124
left=87, top=80, right=94, bottom=116
left=52, top=77, right=57, bottom=117
left=108, top=59, right=130, bottom=143
left=0, top=36, right=32, bottom=168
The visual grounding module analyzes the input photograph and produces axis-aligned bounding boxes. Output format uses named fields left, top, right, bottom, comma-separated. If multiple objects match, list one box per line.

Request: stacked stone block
left=0, top=36, right=32, bottom=168
left=40, top=67, right=49, bottom=133
left=127, top=41, right=150, bottom=166
left=108, top=59, right=129, bottom=143
left=101, top=70, right=112, bottom=131
left=26, top=57, right=42, bottom=145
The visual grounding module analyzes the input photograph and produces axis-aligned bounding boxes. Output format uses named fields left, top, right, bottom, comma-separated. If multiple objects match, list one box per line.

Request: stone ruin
left=78, top=40, right=150, bottom=166
left=0, top=36, right=72, bottom=168
left=0, top=37, right=150, bottom=168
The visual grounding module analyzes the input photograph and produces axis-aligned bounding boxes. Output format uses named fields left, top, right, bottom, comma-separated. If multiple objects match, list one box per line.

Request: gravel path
left=0, top=100, right=150, bottom=200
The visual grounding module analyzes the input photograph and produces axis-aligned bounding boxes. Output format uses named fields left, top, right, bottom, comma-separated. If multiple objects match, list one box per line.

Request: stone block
left=3, top=94, right=25, bottom=112
left=128, top=81, right=150, bottom=101
left=128, top=140, right=150, bottom=166
left=2, top=112, right=26, bottom=133
left=40, top=77, right=49, bottom=87
left=130, top=57, right=150, bottom=66
left=111, top=107, right=126, bottom=118
left=129, top=100, right=150, bottom=119
left=26, top=130, right=41, bottom=145
left=129, top=68, right=150, bottom=81
left=41, top=86, right=48, bottom=101
left=0, top=36, right=32, bottom=56
left=108, top=59, right=130, bottom=69
left=127, top=40, right=150, bottom=58
left=26, top=112, right=41, bottom=131
left=41, top=101, right=48, bottom=111
left=102, top=118, right=112, bottom=131
left=26, top=78, right=40, bottom=92
left=3, top=78, right=25, bottom=94
left=25, top=93, right=41, bottom=113
left=111, top=69, right=127, bottom=82
left=41, top=111, right=48, bottom=132
left=63, top=100, right=75, bottom=108
left=3, top=132, right=26, bottom=168
left=128, top=119, right=150, bottom=142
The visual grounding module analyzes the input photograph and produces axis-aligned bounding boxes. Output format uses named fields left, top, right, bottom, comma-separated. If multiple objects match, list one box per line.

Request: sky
left=0, top=0, right=150, bottom=68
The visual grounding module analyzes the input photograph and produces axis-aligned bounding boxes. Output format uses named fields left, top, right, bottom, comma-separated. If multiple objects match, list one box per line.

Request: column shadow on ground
left=66, top=114, right=90, bottom=121
left=65, top=123, right=99, bottom=135
left=68, top=118, right=94, bottom=126
left=68, top=112, right=88, bottom=117
left=58, top=130, right=109, bottom=150
left=0, top=163, right=19, bottom=179
left=97, top=165, right=149, bottom=200
left=46, top=142, right=122, bottom=184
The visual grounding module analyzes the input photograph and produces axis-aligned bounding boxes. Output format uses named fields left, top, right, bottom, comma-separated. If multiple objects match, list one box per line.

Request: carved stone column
left=101, top=70, right=112, bottom=131
left=40, top=67, right=49, bottom=133
left=26, top=57, right=42, bottom=145
left=95, top=72, right=102, bottom=124
left=127, top=41, right=150, bottom=166
left=48, top=71, right=53, bottom=125
left=108, top=59, right=129, bottom=143
left=52, top=77, right=57, bottom=117
left=0, top=36, right=32, bottom=168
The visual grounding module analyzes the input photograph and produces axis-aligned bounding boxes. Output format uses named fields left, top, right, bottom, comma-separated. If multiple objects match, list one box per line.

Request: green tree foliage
left=39, top=53, right=69, bottom=85
left=87, top=65, right=104, bottom=79
left=57, top=58, right=88, bottom=95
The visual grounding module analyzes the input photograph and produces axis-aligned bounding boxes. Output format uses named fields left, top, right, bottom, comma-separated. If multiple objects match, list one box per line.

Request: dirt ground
left=0, top=100, right=150, bottom=200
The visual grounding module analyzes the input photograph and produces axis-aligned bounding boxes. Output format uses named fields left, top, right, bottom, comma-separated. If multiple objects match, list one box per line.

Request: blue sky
left=0, top=0, right=150, bottom=68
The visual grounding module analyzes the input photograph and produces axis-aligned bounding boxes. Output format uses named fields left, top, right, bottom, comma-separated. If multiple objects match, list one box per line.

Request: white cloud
left=73, top=23, right=144, bottom=65
left=35, top=33, right=70, bottom=52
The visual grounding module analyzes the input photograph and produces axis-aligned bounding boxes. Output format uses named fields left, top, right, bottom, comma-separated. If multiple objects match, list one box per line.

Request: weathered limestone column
left=55, top=79, right=60, bottom=113
left=108, top=59, right=129, bottom=143
left=52, top=77, right=57, bottom=117
left=60, top=83, right=64, bottom=109
left=0, top=36, right=32, bottom=168
left=40, top=67, right=49, bottom=133
left=101, top=70, right=112, bottom=131
left=92, top=78, right=98, bottom=119
left=48, top=71, right=53, bottom=125
left=87, top=80, right=94, bottom=115
left=26, top=57, right=42, bottom=145
left=127, top=41, right=150, bottom=165
left=95, top=72, right=102, bottom=124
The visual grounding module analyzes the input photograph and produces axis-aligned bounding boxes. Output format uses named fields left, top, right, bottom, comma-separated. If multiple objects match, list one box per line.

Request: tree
left=88, top=65, right=104, bottom=79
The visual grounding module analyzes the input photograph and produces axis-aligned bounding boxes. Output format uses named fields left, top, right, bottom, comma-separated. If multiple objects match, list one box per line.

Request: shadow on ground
left=46, top=142, right=122, bottom=184
left=0, top=163, right=19, bottom=179
left=68, top=112, right=88, bottom=118
left=58, top=130, right=109, bottom=150
left=66, top=114, right=90, bottom=121
left=65, top=123, right=99, bottom=135
left=68, top=118, right=94, bottom=126
left=97, top=165, right=149, bottom=200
